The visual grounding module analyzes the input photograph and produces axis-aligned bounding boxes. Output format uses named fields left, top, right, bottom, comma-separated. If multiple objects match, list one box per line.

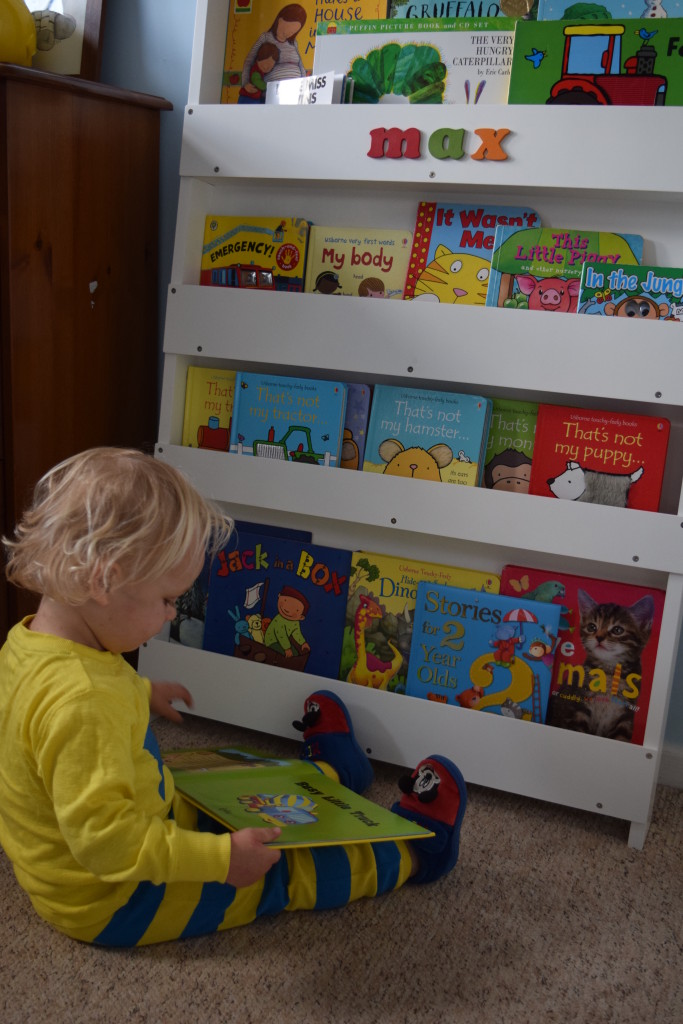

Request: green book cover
left=482, top=398, right=538, bottom=492
left=164, top=747, right=434, bottom=849
left=578, top=263, right=683, bottom=322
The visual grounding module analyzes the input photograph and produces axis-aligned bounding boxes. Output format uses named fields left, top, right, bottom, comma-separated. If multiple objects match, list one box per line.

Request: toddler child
left=0, top=447, right=467, bottom=946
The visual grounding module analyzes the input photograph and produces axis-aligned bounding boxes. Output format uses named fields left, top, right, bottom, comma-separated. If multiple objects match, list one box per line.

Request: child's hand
left=149, top=681, right=193, bottom=723
left=226, top=827, right=282, bottom=887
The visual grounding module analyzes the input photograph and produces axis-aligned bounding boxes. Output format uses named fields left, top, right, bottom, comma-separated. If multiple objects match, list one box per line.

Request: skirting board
left=659, top=744, right=683, bottom=788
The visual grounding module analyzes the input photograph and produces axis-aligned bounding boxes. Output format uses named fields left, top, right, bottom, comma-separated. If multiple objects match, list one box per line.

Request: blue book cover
left=362, top=384, right=491, bottom=486
left=406, top=584, right=563, bottom=723
left=578, top=262, right=683, bottom=321
left=341, top=382, right=372, bottom=470
left=536, top=0, right=681, bottom=19
left=229, top=372, right=347, bottom=468
left=202, top=529, right=352, bottom=679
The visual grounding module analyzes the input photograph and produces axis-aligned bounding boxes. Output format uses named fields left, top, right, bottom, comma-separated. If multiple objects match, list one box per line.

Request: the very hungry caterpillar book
left=500, top=565, right=665, bottom=745
left=405, top=584, right=563, bottom=723
left=304, top=226, right=413, bottom=299
left=200, top=215, right=310, bottom=291
left=339, top=550, right=500, bottom=694
left=578, top=263, right=683, bottom=323
left=485, top=226, right=643, bottom=312
left=164, top=747, right=433, bottom=848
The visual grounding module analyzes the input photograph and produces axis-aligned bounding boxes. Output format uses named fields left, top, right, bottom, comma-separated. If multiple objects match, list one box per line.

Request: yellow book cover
left=220, top=1, right=388, bottom=105
left=339, top=550, right=500, bottom=694
left=200, top=215, right=310, bottom=292
left=304, top=226, right=413, bottom=299
left=182, top=366, right=237, bottom=450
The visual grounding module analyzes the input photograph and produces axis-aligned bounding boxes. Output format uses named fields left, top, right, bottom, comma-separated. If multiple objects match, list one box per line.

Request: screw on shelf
left=655, top=391, right=662, bottom=398
left=171, top=287, right=176, bottom=294
left=646, top=752, right=653, bottom=759
left=596, top=802, right=603, bottom=809
left=391, top=517, right=397, bottom=525
left=188, top=108, right=193, bottom=115
left=214, top=166, right=220, bottom=173
left=407, top=366, right=414, bottom=373
left=632, top=555, right=640, bottom=562
left=429, top=171, right=436, bottom=179
left=197, top=345, right=203, bottom=352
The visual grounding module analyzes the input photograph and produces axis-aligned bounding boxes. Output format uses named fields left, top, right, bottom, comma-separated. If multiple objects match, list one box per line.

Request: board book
left=388, top=1, right=509, bottom=15
left=578, top=263, right=683, bottom=323
left=339, top=550, right=501, bottom=694
left=485, top=225, right=644, bottom=312
left=536, top=0, right=683, bottom=16
left=500, top=564, right=665, bottom=745
left=403, top=201, right=540, bottom=305
left=405, top=584, right=563, bottom=723
left=229, top=371, right=348, bottom=468
left=182, top=366, right=237, bottom=451
left=163, top=747, right=433, bottom=848
left=362, top=384, right=491, bottom=487
left=200, top=215, right=310, bottom=292
left=304, top=226, right=413, bottom=299
left=507, top=17, right=683, bottom=106
left=341, top=382, right=372, bottom=470
left=202, top=527, right=351, bottom=679
left=528, top=403, right=670, bottom=512
left=482, top=398, right=538, bottom=492
left=220, top=0, right=388, bottom=105
left=313, top=17, right=517, bottom=104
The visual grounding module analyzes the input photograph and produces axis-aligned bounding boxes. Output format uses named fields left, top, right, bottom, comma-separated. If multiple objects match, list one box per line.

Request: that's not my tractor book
left=200, top=215, right=310, bottom=292
left=405, top=584, right=562, bottom=723
left=482, top=398, right=538, bottom=493
left=339, top=550, right=500, bottom=694
left=304, top=225, right=413, bottom=299
left=182, top=366, right=237, bottom=451
left=507, top=16, right=683, bottom=106
left=403, top=201, right=540, bottom=305
left=577, top=263, right=683, bottom=322
left=500, top=564, right=665, bottom=745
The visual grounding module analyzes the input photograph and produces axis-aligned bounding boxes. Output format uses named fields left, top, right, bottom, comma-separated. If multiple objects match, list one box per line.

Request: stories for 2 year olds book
left=578, top=263, right=683, bottom=323
left=164, top=747, right=433, bottom=848
left=304, top=226, right=413, bottom=299
left=405, top=584, right=563, bottom=723
left=482, top=398, right=538, bottom=492
left=200, top=215, right=310, bottom=292
left=182, top=366, right=237, bottom=450
left=339, top=550, right=501, bottom=694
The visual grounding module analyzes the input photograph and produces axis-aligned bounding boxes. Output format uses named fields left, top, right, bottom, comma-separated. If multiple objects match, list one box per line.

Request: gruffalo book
left=578, top=263, right=683, bottom=322
left=482, top=398, right=538, bottom=493
left=405, top=584, right=562, bottom=723
left=500, top=564, right=665, bottom=745
left=528, top=404, right=670, bottom=512
left=304, top=226, right=413, bottom=299
left=339, top=550, right=500, bottom=694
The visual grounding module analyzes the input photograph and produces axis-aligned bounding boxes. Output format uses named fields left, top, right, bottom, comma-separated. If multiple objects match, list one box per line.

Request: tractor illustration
left=250, top=425, right=332, bottom=466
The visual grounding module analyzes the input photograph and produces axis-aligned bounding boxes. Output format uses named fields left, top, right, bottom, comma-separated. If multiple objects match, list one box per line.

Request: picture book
left=500, top=564, right=665, bottom=745
left=304, top=226, right=413, bottom=300
left=182, top=366, right=237, bottom=451
left=228, top=371, right=348, bottom=468
left=202, top=527, right=352, bottom=679
left=339, top=550, right=501, bottom=694
left=403, top=201, right=540, bottom=305
left=507, top=17, right=683, bottom=106
left=405, top=584, right=563, bottom=723
left=313, top=17, right=517, bottom=104
left=341, top=382, right=372, bottom=470
left=578, top=263, right=683, bottom=323
left=220, top=0, right=388, bottom=105
left=163, top=747, right=433, bottom=848
left=482, top=398, right=538, bottom=492
left=485, top=225, right=644, bottom=312
left=535, top=0, right=682, bottom=20
left=265, top=70, right=348, bottom=104
left=362, top=384, right=491, bottom=487
left=528, top=403, right=670, bottom=512
left=388, top=1, right=508, bottom=15
left=200, top=215, right=310, bottom=292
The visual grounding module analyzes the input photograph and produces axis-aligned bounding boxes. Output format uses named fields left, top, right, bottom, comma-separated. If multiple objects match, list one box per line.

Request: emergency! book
left=362, top=384, right=491, bottom=487
left=229, top=372, right=347, bottom=468
left=304, top=226, right=413, bottom=299
left=485, top=225, right=644, bottom=312
left=405, top=584, right=562, bottom=723
left=164, top=748, right=433, bottom=848
left=507, top=17, right=683, bottom=106
left=339, top=550, right=501, bottom=694
left=578, top=263, right=683, bottom=323
left=182, top=366, right=236, bottom=450
left=500, top=564, right=665, bottom=745
left=202, top=528, right=351, bottom=679
left=482, top=398, right=538, bottom=493
left=528, top=403, right=670, bottom=512
left=403, top=201, right=539, bottom=305
left=200, top=215, right=310, bottom=292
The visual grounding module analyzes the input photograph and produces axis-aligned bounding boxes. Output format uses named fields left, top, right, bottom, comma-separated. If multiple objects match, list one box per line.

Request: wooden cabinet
left=0, top=65, right=172, bottom=631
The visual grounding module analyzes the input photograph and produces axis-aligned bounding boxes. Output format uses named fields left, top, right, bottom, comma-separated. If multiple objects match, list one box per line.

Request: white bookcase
left=139, top=0, right=683, bottom=848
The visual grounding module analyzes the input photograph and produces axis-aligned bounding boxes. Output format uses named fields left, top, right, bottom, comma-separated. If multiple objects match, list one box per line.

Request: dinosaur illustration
left=347, top=594, right=402, bottom=690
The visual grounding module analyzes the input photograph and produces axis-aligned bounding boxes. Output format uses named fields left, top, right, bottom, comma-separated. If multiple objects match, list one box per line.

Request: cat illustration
left=410, top=246, right=490, bottom=304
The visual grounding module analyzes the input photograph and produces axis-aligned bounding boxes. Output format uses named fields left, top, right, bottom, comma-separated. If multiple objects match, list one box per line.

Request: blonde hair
left=3, top=448, right=233, bottom=605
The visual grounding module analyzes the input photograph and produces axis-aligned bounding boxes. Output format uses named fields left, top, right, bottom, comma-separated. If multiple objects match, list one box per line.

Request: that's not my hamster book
left=578, top=263, right=683, bottom=323
left=304, top=226, right=413, bottom=299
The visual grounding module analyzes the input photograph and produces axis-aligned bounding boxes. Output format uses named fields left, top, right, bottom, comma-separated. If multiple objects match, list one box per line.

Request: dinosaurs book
left=304, top=226, right=413, bottom=300
left=528, top=403, right=670, bottom=512
left=500, top=565, right=665, bottom=745
left=405, top=584, right=562, bottom=722
left=164, top=747, right=433, bottom=848
left=339, top=550, right=501, bottom=694
left=577, top=262, right=683, bottom=323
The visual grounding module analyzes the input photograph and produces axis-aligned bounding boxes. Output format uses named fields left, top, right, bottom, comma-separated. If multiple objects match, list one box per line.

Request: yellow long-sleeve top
left=0, top=619, right=232, bottom=936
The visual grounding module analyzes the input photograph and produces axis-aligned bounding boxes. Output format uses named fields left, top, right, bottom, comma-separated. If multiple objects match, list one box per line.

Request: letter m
left=367, top=127, right=421, bottom=159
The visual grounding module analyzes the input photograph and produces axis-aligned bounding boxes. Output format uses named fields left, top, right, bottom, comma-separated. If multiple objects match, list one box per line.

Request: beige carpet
left=1, top=711, right=681, bottom=1024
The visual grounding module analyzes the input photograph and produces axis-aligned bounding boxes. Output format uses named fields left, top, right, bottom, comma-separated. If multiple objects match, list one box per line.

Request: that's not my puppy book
left=403, top=201, right=539, bottom=305
left=304, top=226, right=413, bottom=299
left=229, top=372, right=347, bottom=468
left=405, top=584, right=562, bottom=723
left=485, top=225, right=644, bottom=312
left=339, top=550, right=500, bottom=694
left=200, top=215, right=310, bottom=292
left=578, top=263, right=683, bottom=323
left=362, top=384, right=491, bottom=486
left=482, top=398, right=538, bottom=493
left=500, top=564, right=665, bottom=746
